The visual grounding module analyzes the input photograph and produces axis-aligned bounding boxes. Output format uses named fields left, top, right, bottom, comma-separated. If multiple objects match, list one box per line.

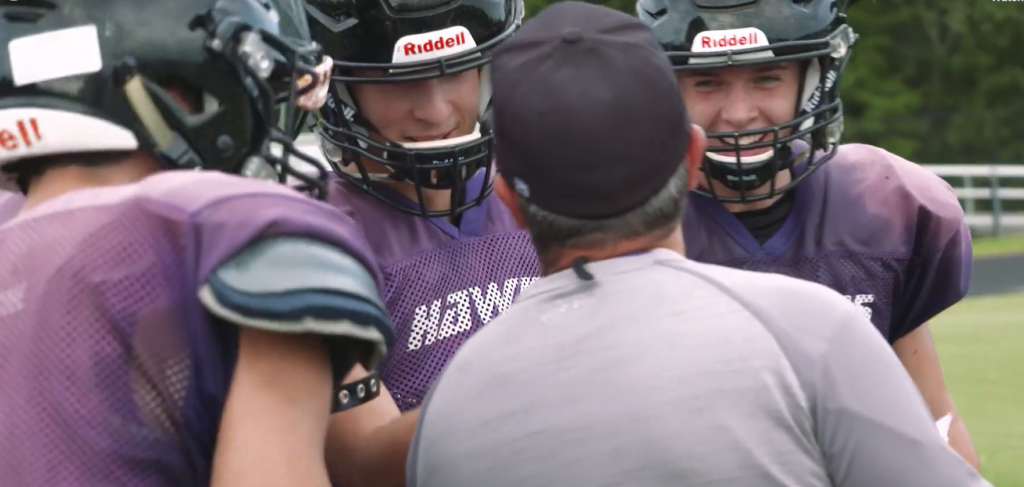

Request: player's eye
left=754, top=75, right=781, bottom=85
left=692, top=79, right=719, bottom=89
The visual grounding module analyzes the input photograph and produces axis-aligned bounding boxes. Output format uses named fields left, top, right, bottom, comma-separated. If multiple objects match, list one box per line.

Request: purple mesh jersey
left=0, top=190, right=23, bottom=225
left=328, top=171, right=540, bottom=411
left=684, top=143, right=972, bottom=343
left=0, top=170, right=376, bottom=486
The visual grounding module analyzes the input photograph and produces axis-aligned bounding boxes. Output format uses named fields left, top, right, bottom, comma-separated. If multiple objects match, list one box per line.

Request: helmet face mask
left=306, top=0, right=524, bottom=218
left=0, top=0, right=332, bottom=199
left=202, top=6, right=333, bottom=198
left=637, top=0, right=858, bottom=203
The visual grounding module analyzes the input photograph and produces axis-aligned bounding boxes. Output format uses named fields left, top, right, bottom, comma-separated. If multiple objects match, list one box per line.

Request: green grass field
left=971, top=233, right=1024, bottom=257
left=932, top=291, right=1024, bottom=485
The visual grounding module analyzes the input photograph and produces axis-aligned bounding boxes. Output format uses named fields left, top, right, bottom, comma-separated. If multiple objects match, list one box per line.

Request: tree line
left=522, top=0, right=1024, bottom=165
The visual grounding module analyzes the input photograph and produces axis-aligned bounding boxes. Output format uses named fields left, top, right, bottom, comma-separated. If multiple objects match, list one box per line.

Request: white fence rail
left=922, top=164, right=1024, bottom=236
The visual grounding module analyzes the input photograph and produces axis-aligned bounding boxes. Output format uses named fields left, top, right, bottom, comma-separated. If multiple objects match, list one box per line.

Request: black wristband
left=332, top=371, right=382, bottom=413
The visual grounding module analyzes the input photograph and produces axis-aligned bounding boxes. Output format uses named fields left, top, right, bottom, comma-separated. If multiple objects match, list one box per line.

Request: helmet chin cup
left=705, top=148, right=776, bottom=165
left=398, top=125, right=481, bottom=151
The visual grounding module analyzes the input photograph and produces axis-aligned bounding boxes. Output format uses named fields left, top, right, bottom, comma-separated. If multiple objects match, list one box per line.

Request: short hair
left=517, top=162, right=689, bottom=262
left=3, top=151, right=129, bottom=194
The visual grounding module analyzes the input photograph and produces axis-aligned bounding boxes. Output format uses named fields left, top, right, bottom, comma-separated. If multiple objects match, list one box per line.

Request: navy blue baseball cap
left=490, top=1, right=690, bottom=219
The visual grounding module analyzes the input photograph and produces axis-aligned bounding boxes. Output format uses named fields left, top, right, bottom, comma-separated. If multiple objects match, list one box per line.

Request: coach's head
left=491, top=1, right=706, bottom=276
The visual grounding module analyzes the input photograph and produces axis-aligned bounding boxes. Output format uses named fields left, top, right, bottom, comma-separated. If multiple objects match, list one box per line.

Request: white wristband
left=935, top=413, right=953, bottom=443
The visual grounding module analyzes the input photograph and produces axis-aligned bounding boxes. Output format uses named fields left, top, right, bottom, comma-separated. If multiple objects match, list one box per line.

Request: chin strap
left=332, top=370, right=383, bottom=413
left=571, top=257, right=594, bottom=281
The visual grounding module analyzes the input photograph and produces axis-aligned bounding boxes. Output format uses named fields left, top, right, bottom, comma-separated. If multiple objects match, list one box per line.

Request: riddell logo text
left=700, top=32, right=759, bottom=50
left=692, top=27, right=770, bottom=54
left=0, top=118, right=41, bottom=151
left=403, top=31, right=469, bottom=57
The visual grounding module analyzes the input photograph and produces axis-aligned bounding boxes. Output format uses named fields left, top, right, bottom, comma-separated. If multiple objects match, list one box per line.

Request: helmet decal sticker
left=8, top=24, right=103, bottom=87
left=692, top=27, right=770, bottom=52
left=0, top=108, right=139, bottom=173
left=392, top=26, right=478, bottom=65
left=690, top=27, right=773, bottom=65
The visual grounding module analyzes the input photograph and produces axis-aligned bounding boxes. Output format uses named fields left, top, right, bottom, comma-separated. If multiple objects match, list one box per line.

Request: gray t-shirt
left=407, top=249, right=989, bottom=487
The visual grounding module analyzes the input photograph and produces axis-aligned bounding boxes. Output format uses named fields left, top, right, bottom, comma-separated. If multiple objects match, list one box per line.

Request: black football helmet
left=305, top=0, right=524, bottom=218
left=637, top=0, right=858, bottom=202
left=0, top=0, right=333, bottom=199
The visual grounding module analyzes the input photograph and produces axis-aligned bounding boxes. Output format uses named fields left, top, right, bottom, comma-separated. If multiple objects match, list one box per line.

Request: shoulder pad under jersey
left=198, top=236, right=394, bottom=364
left=831, top=144, right=965, bottom=253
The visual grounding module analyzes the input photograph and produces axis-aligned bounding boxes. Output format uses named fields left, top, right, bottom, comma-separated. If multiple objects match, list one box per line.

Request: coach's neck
left=540, top=228, right=685, bottom=277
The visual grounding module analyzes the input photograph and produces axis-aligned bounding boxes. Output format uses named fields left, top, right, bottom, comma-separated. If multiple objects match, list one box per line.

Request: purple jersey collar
left=687, top=160, right=816, bottom=258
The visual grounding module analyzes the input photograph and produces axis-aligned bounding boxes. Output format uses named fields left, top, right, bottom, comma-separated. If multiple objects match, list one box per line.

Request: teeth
left=720, top=135, right=763, bottom=145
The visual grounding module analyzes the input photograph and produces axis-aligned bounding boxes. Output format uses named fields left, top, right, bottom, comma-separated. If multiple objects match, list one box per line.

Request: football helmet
left=637, top=0, right=858, bottom=202
left=0, top=0, right=334, bottom=199
left=305, top=0, right=524, bottom=218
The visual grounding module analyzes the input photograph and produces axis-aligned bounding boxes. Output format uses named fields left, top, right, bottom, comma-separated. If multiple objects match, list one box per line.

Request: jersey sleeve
left=198, top=235, right=393, bottom=369
left=174, top=179, right=393, bottom=368
left=892, top=218, right=972, bottom=340
left=739, top=273, right=990, bottom=487
left=809, top=295, right=989, bottom=487
left=889, top=157, right=973, bottom=341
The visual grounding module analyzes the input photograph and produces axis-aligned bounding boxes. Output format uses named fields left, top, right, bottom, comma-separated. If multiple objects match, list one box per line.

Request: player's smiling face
left=349, top=70, right=481, bottom=147
left=676, top=61, right=801, bottom=158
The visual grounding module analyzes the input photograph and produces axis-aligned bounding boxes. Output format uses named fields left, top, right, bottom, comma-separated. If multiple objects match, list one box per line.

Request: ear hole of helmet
left=154, top=77, right=206, bottom=115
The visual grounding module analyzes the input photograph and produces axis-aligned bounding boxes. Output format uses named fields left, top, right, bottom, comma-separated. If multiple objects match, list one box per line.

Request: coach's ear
left=494, top=175, right=528, bottom=230
left=685, top=124, right=706, bottom=191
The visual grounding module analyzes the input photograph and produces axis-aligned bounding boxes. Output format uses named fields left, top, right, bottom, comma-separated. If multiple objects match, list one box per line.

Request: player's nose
left=409, top=79, right=455, bottom=127
left=718, top=87, right=761, bottom=132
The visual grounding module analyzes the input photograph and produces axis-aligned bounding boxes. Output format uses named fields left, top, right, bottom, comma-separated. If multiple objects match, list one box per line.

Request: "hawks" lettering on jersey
left=406, top=276, right=537, bottom=351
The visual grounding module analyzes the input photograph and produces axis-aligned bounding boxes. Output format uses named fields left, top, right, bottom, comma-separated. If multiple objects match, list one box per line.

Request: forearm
left=947, top=413, right=981, bottom=471
left=327, top=407, right=420, bottom=487
left=894, top=323, right=980, bottom=470
left=325, top=364, right=420, bottom=487
left=351, top=409, right=421, bottom=487
left=213, top=330, right=334, bottom=487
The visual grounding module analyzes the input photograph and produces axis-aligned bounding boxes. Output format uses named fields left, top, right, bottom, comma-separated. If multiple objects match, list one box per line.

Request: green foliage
left=524, top=0, right=634, bottom=18
left=519, top=0, right=1024, bottom=164
left=843, top=0, right=1024, bottom=164
left=971, top=233, right=1024, bottom=257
